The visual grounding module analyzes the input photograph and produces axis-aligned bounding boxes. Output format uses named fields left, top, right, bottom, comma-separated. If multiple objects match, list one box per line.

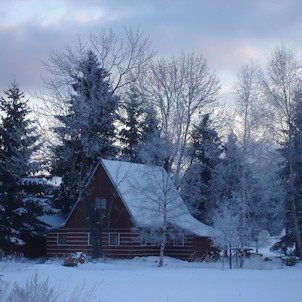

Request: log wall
left=46, top=228, right=206, bottom=261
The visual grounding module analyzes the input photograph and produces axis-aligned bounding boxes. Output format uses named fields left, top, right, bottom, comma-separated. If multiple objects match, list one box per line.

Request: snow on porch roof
left=38, top=213, right=66, bottom=230
left=101, top=159, right=216, bottom=238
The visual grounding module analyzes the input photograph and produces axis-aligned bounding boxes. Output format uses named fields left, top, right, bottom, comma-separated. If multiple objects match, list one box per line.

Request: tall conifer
left=0, top=81, right=46, bottom=252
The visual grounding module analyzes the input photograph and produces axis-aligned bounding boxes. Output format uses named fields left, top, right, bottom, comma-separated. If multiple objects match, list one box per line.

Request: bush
left=5, top=273, right=59, bottom=302
left=0, top=272, right=100, bottom=302
left=284, top=257, right=297, bottom=266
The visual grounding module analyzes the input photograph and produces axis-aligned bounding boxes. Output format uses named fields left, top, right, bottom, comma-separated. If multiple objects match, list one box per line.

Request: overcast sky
left=1, top=0, right=302, bottom=101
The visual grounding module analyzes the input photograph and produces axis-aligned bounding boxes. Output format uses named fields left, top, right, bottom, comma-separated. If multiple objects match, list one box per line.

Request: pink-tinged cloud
left=0, top=0, right=302, bottom=96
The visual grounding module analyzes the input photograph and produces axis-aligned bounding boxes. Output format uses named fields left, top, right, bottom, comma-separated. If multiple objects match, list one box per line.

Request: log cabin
left=46, top=159, right=217, bottom=261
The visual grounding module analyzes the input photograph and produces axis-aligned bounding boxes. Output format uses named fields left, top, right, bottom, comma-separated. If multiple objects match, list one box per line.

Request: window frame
left=140, top=232, right=159, bottom=246
left=173, top=234, right=185, bottom=247
left=140, top=232, right=147, bottom=246
left=95, top=197, right=107, bottom=210
left=108, top=233, right=120, bottom=246
left=57, top=233, right=67, bottom=245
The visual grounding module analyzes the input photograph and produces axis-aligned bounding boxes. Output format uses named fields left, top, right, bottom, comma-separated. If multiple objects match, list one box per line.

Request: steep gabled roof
left=50, top=158, right=216, bottom=237
left=49, top=160, right=104, bottom=230
left=101, top=159, right=216, bottom=237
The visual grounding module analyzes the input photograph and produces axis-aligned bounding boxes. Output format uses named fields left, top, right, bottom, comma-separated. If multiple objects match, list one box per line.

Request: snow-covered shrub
left=3, top=273, right=59, bottom=302
left=0, top=273, right=101, bottom=302
left=2, top=251, right=25, bottom=263
left=283, top=256, right=297, bottom=266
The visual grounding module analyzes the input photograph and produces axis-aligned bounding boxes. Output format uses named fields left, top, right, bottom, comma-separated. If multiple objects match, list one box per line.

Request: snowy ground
left=0, top=253, right=301, bottom=302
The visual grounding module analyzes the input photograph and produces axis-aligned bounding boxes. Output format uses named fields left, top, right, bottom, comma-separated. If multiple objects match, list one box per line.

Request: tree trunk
left=85, top=198, right=103, bottom=259
left=289, top=148, right=302, bottom=258
left=158, top=227, right=167, bottom=267
left=158, top=173, right=169, bottom=267
left=240, top=108, right=248, bottom=247
left=81, top=153, right=103, bottom=259
left=239, top=248, right=244, bottom=268
left=91, top=225, right=102, bottom=259
left=291, top=194, right=302, bottom=257
left=229, top=245, right=232, bottom=269
left=255, top=238, right=259, bottom=254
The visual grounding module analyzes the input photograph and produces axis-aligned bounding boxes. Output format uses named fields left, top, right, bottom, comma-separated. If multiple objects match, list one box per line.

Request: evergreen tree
left=208, top=133, right=251, bottom=255
left=140, top=104, right=161, bottom=144
left=210, top=133, right=243, bottom=205
left=119, top=86, right=144, bottom=163
left=181, top=114, right=222, bottom=221
left=263, top=45, right=302, bottom=256
left=0, top=80, right=47, bottom=253
left=276, top=90, right=302, bottom=255
left=210, top=133, right=283, bottom=256
left=51, top=50, right=119, bottom=258
left=137, top=104, right=165, bottom=166
left=52, top=50, right=118, bottom=213
left=51, top=139, right=82, bottom=216
left=137, top=103, right=175, bottom=172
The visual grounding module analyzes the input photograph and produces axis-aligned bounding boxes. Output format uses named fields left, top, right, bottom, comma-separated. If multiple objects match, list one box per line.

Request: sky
left=1, top=0, right=302, bottom=101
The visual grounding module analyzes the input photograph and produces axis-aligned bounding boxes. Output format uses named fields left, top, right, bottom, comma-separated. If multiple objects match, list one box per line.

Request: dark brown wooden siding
left=46, top=229, right=207, bottom=260
left=47, top=228, right=90, bottom=257
left=19, top=233, right=46, bottom=258
left=192, top=237, right=217, bottom=260
left=65, top=163, right=133, bottom=230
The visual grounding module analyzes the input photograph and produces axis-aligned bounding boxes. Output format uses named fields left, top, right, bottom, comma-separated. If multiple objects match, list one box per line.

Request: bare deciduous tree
left=141, top=53, right=220, bottom=177
left=233, top=62, right=264, bottom=246
left=212, top=199, right=241, bottom=269
left=36, top=27, right=155, bottom=151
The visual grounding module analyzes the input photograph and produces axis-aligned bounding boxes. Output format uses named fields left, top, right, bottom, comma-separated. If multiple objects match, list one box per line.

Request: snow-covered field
left=0, top=254, right=301, bottom=302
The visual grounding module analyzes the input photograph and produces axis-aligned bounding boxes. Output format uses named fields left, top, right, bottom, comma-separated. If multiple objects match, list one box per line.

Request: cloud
left=0, top=0, right=124, bottom=31
left=0, top=0, right=302, bottom=96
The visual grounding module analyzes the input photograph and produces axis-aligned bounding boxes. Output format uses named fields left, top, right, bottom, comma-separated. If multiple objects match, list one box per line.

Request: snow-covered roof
left=39, top=214, right=66, bottom=229
left=101, top=159, right=216, bottom=237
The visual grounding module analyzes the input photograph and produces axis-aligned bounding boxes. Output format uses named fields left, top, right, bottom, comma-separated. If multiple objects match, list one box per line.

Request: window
left=173, top=234, right=184, bottom=246
left=109, top=233, right=120, bottom=246
left=140, top=232, right=159, bottom=246
left=57, top=234, right=67, bottom=245
left=140, top=232, right=147, bottom=246
left=95, top=198, right=107, bottom=210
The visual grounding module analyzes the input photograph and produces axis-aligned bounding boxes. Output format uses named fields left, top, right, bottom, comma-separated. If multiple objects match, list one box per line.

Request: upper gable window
left=95, top=198, right=107, bottom=210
